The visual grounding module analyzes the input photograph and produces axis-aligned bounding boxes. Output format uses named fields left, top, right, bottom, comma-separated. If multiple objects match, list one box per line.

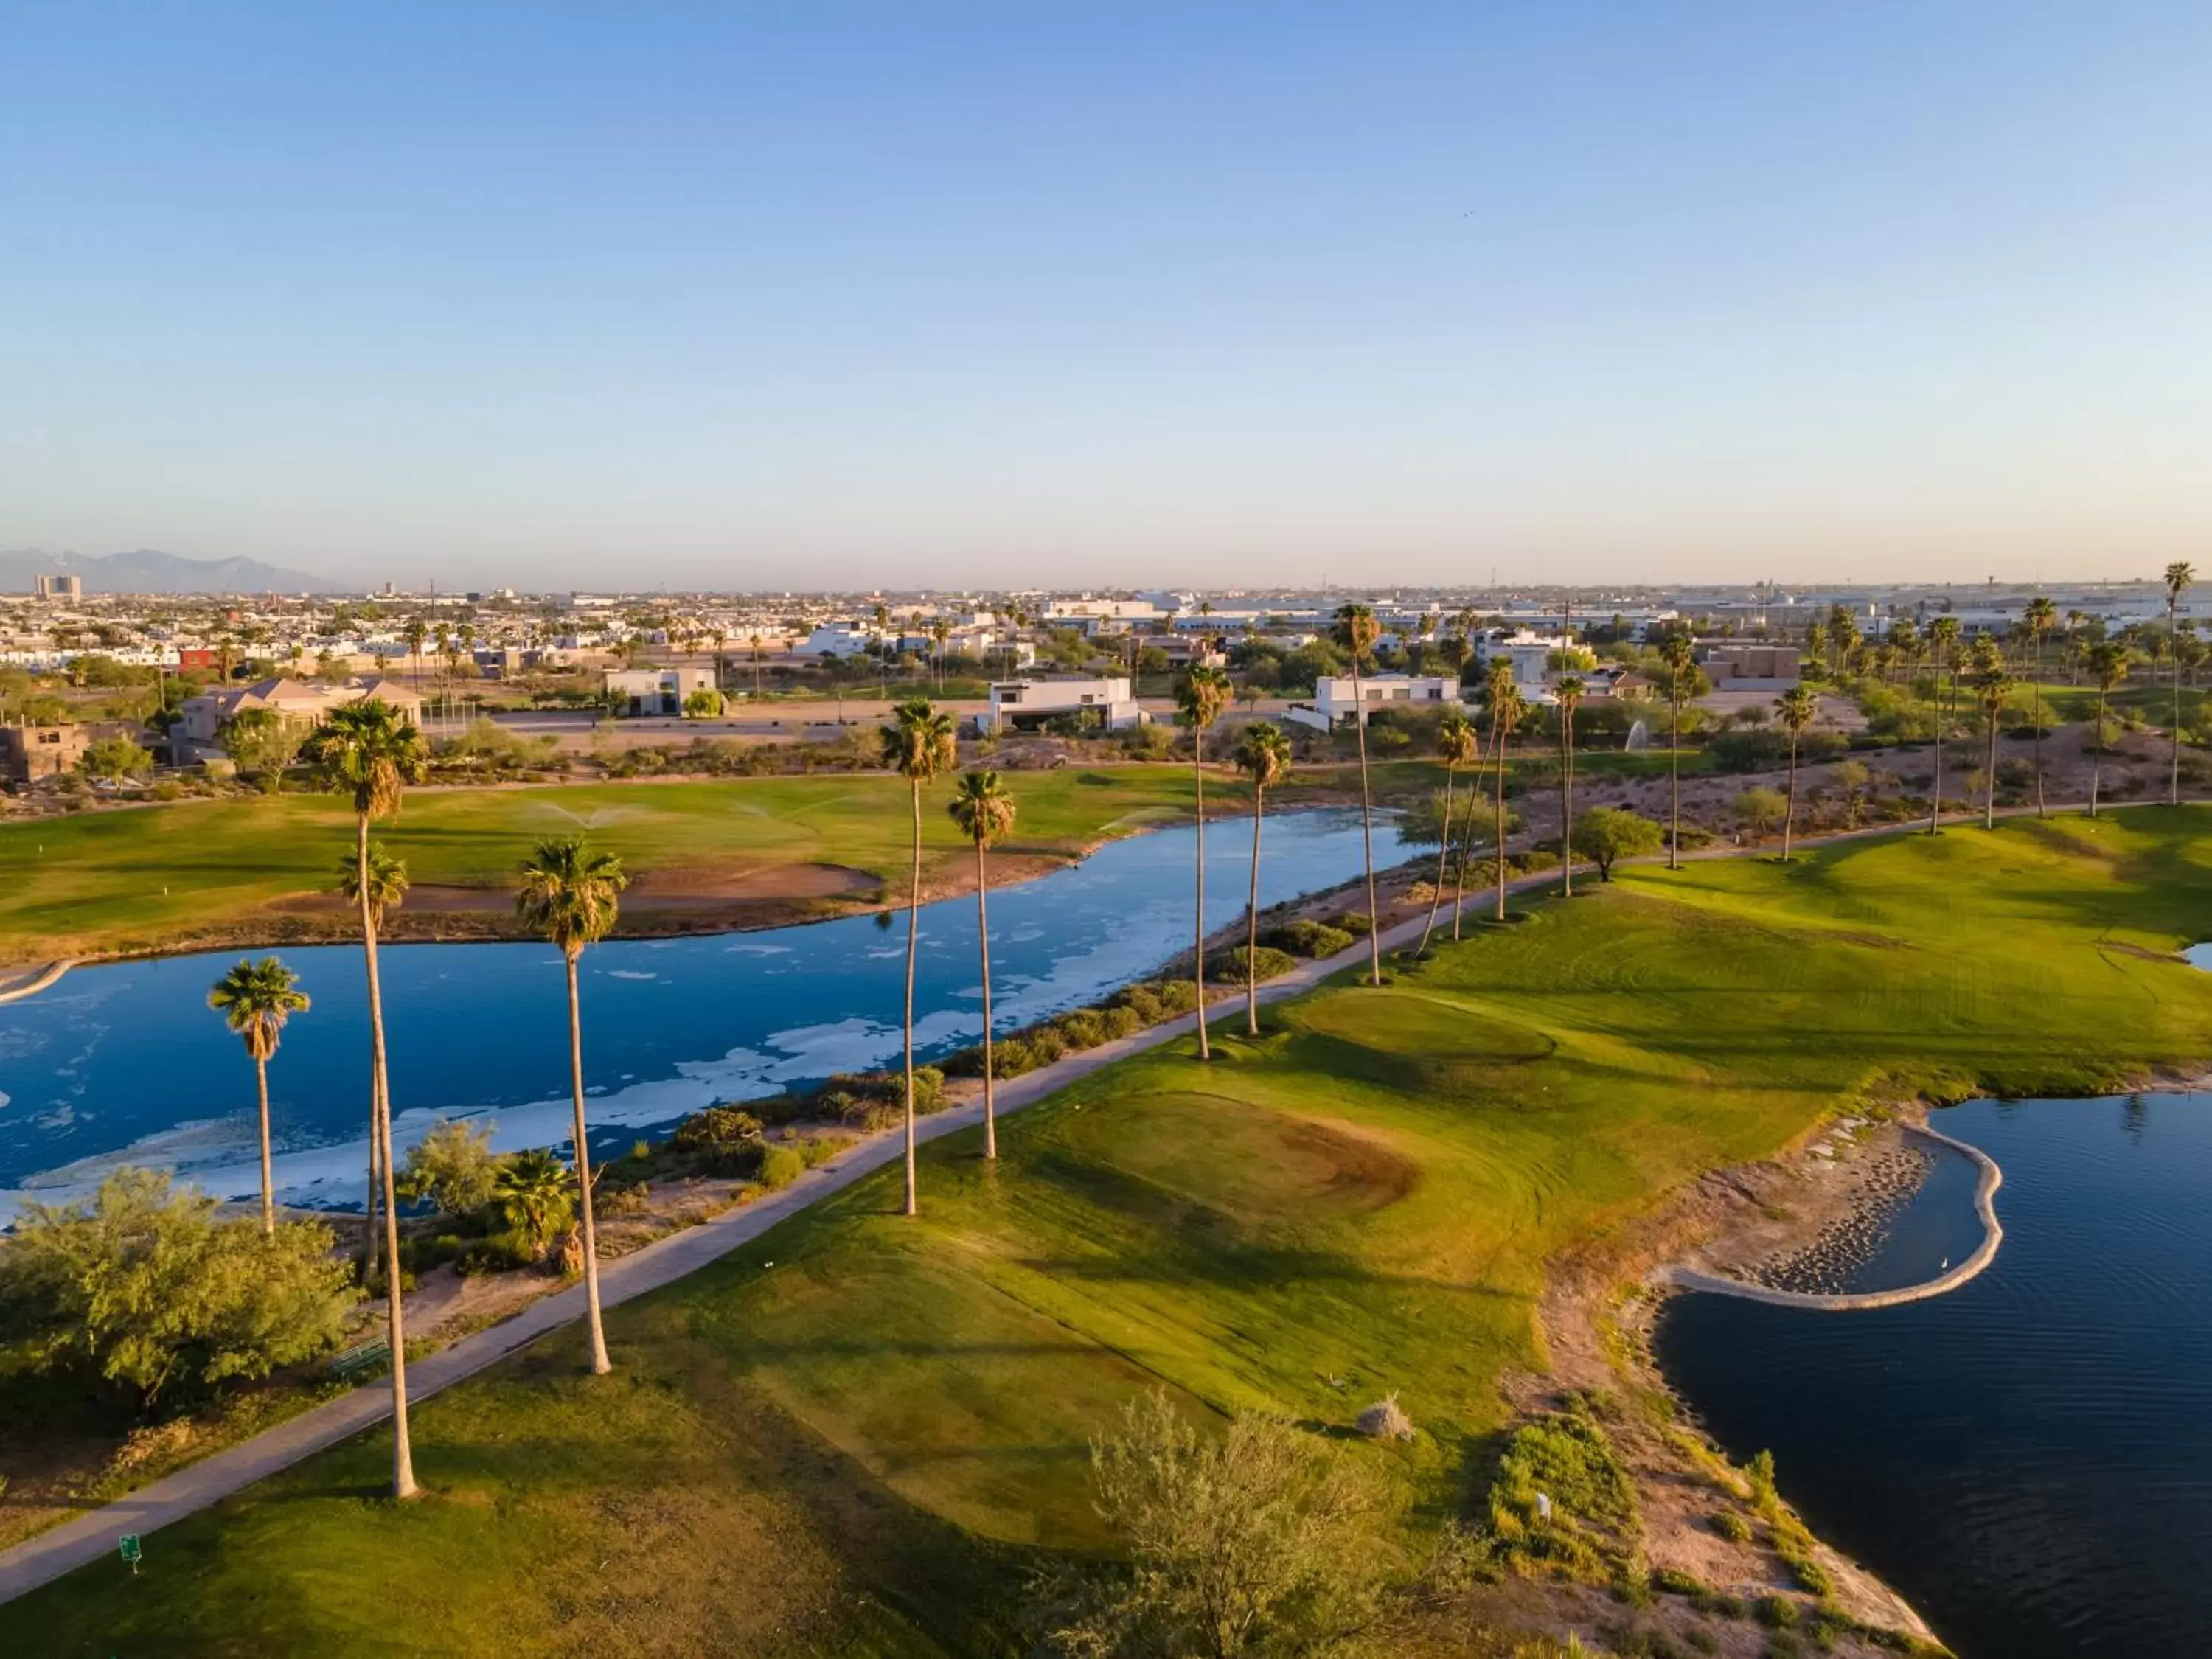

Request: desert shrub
left=1708, top=729, right=1784, bottom=773
left=796, top=1134, right=854, bottom=1168
left=1102, top=1004, right=1144, bottom=1039
left=0, top=1169, right=357, bottom=1407
left=1355, top=1394, right=1415, bottom=1441
left=1485, top=1398, right=1639, bottom=1580
left=1055, top=1008, right=1109, bottom=1049
left=1327, top=909, right=1374, bottom=937
left=757, top=1144, right=805, bottom=1190
left=1211, top=945, right=1298, bottom=984
left=668, top=1106, right=768, bottom=1175
left=1711, top=1510, right=1753, bottom=1543
left=1263, top=919, right=1355, bottom=959
left=1733, top=786, right=1788, bottom=838
left=1649, top=1567, right=1703, bottom=1597
left=1035, top=1390, right=1388, bottom=1658
left=1754, top=1594, right=1799, bottom=1629
left=396, top=1117, right=501, bottom=1216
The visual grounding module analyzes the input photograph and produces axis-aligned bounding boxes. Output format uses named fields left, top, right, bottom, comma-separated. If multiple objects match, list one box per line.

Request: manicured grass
left=17, top=810, right=2212, bottom=1653
left=0, top=770, right=1218, bottom=962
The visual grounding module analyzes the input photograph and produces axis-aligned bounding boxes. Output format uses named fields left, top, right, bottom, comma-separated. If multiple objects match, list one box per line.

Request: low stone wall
left=1660, top=1122, right=2003, bottom=1312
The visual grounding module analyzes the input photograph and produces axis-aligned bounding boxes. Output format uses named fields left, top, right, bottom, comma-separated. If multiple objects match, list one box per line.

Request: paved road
left=1, top=793, right=2197, bottom=1604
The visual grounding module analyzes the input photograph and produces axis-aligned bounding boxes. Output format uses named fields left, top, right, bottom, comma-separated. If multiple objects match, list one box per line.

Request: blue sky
left=4, top=2, right=2211, bottom=590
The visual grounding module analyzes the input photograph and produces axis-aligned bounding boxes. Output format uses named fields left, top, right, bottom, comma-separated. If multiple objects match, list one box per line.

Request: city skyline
left=8, top=3, right=2212, bottom=589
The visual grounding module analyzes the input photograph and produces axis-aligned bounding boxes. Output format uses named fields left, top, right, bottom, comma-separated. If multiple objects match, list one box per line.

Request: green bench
left=330, top=1338, right=392, bottom=1382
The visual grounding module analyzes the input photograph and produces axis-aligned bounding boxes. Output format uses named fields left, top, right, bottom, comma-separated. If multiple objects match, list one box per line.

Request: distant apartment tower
left=32, top=574, right=83, bottom=600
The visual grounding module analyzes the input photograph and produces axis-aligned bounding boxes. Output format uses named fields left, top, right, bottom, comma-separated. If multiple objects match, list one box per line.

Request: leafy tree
left=207, top=956, right=310, bottom=1234
left=1570, top=807, right=1663, bottom=881
left=682, top=686, right=724, bottom=718
left=217, top=706, right=304, bottom=791
left=302, top=697, right=427, bottom=1499
left=1734, top=785, right=1788, bottom=840
left=1177, top=667, right=1234, bottom=1056
left=1231, top=723, right=1292, bottom=1036
left=1829, top=759, right=1872, bottom=830
left=1773, top=686, right=1818, bottom=860
left=77, top=734, right=152, bottom=782
left=1039, top=1390, right=1387, bottom=1659
left=947, top=770, right=1018, bottom=1157
left=495, top=1148, right=577, bottom=1259
left=1330, top=605, right=1384, bottom=984
left=397, top=1118, right=501, bottom=1216
left=879, top=698, right=956, bottom=1217
left=0, top=1169, right=355, bottom=1409
left=515, top=835, right=630, bottom=1374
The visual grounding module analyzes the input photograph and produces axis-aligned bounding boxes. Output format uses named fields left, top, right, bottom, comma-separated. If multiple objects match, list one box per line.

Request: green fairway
left=17, top=810, right=2212, bottom=1653
left=0, top=770, right=1217, bottom=963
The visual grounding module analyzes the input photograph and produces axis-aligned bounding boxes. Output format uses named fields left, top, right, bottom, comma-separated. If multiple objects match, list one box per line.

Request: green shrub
left=1210, top=945, right=1298, bottom=984
left=669, top=1106, right=767, bottom=1175
left=1712, top=1510, right=1753, bottom=1543
left=1263, top=919, right=1356, bottom=958
left=1755, top=1593, right=1799, bottom=1629
left=757, top=1145, right=804, bottom=1190
left=1649, top=1567, right=1703, bottom=1596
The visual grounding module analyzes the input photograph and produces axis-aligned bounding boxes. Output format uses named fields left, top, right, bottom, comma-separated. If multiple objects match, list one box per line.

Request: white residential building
left=604, top=665, right=716, bottom=716
left=1474, top=630, right=1574, bottom=694
left=1284, top=673, right=1460, bottom=731
left=801, top=621, right=886, bottom=658
left=984, top=676, right=1144, bottom=733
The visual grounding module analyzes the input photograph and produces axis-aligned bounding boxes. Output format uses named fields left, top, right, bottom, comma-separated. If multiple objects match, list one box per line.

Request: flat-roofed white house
left=604, top=665, right=716, bottom=716
left=1284, top=673, right=1459, bottom=731
left=801, top=621, right=886, bottom=658
left=984, top=675, right=1144, bottom=733
left=1474, top=630, right=1573, bottom=694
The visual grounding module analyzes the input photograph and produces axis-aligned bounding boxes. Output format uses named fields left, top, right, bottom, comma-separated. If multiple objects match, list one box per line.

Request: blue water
left=0, top=809, right=1405, bottom=1215
left=1657, top=1094, right=2212, bottom=1657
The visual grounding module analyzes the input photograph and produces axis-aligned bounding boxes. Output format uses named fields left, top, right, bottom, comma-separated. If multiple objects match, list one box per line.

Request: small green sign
left=118, top=1534, right=141, bottom=1571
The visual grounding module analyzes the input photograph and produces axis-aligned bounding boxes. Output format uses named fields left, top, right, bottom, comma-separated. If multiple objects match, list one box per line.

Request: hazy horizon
left=7, top=4, right=2211, bottom=591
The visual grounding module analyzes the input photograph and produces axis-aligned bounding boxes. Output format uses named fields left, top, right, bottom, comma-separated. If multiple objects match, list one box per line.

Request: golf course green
left=15, top=809, right=2212, bottom=1655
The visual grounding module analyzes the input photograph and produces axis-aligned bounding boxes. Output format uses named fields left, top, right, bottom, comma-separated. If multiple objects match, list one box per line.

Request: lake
left=1657, top=1093, right=2212, bottom=1656
left=0, top=808, right=1408, bottom=1219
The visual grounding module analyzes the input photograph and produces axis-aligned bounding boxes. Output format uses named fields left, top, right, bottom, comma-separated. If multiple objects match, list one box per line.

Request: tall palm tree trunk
left=1782, top=740, right=1798, bottom=860
left=2032, top=677, right=2046, bottom=817
left=2173, top=605, right=2185, bottom=807
left=565, top=954, right=611, bottom=1374
left=1494, top=725, right=1510, bottom=923
left=902, top=779, right=921, bottom=1217
left=1350, top=681, right=1380, bottom=984
left=1192, top=731, right=1210, bottom=1060
left=1668, top=695, right=1682, bottom=869
left=1985, top=706, right=1999, bottom=829
left=1558, top=712, right=1574, bottom=897
left=975, top=833, right=997, bottom=1160
left=255, top=1053, right=274, bottom=1236
left=2091, top=687, right=2107, bottom=818
left=1928, top=669, right=1944, bottom=835
left=1417, top=767, right=1455, bottom=955
left=1245, top=788, right=1266, bottom=1036
left=356, top=815, right=417, bottom=1500
left=1455, top=723, right=1496, bottom=940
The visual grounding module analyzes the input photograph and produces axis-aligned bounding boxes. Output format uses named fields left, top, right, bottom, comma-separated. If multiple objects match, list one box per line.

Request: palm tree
left=879, top=698, right=956, bottom=1216
left=947, top=771, right=1016, bottom=1158
left=1967, top=639, right=2013, bottom=829
left=404, top=619, right=428, bottom=691
left=1927, top=615, right=1961, bottom=833
left=1176, top=666, right=1233, bottom=1057
left=302, top=698, right=427, bottom=1500
left=1662, top=635, right=1695, bottom=869
left=495, top=1148, right=575, bottom=1260
left=2023, top=595, right=2056, bottom=816
left=1231, top=722, right=1292, bottom=1036
left=1417, top=713, right=1479, bottom=956
left=2086, top=641, right=2128, bottom=818
left=2166, top=563, right=2195, bottom=805
left=207, top=957, right=310, bottom=1235
left=1331, top=605, right=1384, bottom=984
left=749, top=633, right=765, bottom=698
left=515, top=836, right=629, bottom=1376
left=1774, top=686, right=1818, bottom=860
left=1485, top=660, right=1526, bottom=922
left=1554, top=675, right=1585, bottom=896
left=335, top=841, right=408, bottom=1276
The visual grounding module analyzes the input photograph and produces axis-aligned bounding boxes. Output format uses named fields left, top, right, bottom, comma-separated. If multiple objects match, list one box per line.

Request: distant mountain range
left=0, top=548, right=344, bottom=595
